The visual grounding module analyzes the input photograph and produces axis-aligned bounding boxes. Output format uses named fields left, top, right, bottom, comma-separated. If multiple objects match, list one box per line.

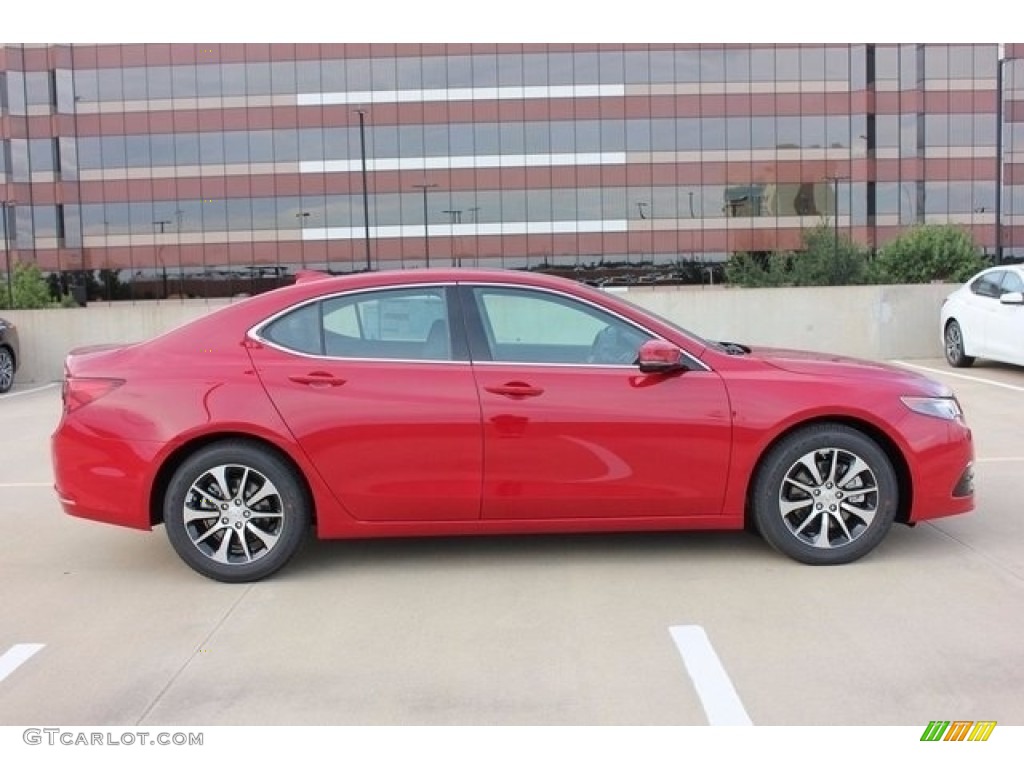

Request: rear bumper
left=52, top=424, right=158, bottom=531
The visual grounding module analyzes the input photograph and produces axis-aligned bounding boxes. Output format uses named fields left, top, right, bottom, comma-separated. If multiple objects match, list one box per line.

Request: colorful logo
left=921, top=721, right=997, bottom=741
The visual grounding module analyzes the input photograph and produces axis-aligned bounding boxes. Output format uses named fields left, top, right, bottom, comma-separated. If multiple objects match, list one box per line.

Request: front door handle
left=289, top=372, right=347, bottom=387
left=484, top=382, right=544, bottom=398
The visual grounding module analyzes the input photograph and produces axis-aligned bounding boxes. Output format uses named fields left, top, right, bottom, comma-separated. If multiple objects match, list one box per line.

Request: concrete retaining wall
left=3, top=283, right=954, bottom=388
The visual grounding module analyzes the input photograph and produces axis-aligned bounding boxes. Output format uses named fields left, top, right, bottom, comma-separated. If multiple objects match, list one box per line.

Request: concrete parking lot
left=1, top=359, right=1023, bottom=726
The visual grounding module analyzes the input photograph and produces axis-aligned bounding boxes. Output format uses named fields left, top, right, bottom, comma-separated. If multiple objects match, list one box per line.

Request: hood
left=744, top=345, right=953, bottom=397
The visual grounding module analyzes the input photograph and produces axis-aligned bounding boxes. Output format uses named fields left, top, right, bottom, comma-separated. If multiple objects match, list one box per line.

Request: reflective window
left=296, top=60, right=321, bottom=93
left=196, top=63, right=223, bottom=98
left=574, top=52, right=599, bottom=85
left=58, top=136, right=78, bottom=179
left=261, top=301, right=322, bottom=355
left=424, top=124, right=449, bottom=156
left=701, top=117, right=726, bottom=151
left=473, top=54, right=498, bottom=87
left=199, top=132, right=224, bottom=164
left=925, top=45, right=948, bottom=78
left=73, top=69, right=98, bottom=103
left=750, top=48, right=775, bottom=82
left=625, top=118, right=650, bottom=151
left=497, top=54, right=523, bottom=87
left=675, top=50, right=700, bottom=82
left=624, top=51, right=650, bottom=84
left=876, top=45, right=899, bottom=81
left=876, top=182, right=899, bottom=215
left=676, top=118, right=700, bottom=151
left=221, top=63, right=247, bottom=96
left=171, top=65, right=197, bottom=98
left=246, top=61, right=272, bottom=96
left=419, top=55, right=445, bottom=89
left=522, top=53, right=548, bottom=87
left=271, top=61, right=296, bottom=94
left=471, top=286, right=650, bottom=365
left=474, top=122, right=500, bottom=155
left=724, top=49, right=750, bottom=82
left=524, top=121, right=549, bottom=154
left=649, top=51, right=674, bottom=83
left=33, top=205, right=58, bottom=238
left=924, top=182, right=948, bottom=214
left=314, top=287, right=451, bottom=360
left=147, top=66, right=173, bottom=99
left=1001, top=271, right=1024, bottom=294
left=948, top=45, right=975, bottom=79
left=700, top=48, right=724, bottom=81
left=599, top=50, right=624, bottom=83
left=172, top=133, right=198, bottom=165
left=28, top=139, right=57, bottom=173
left=776, top=48, right=800, bottom=81
left=971, top=271, right=1004, bottom=298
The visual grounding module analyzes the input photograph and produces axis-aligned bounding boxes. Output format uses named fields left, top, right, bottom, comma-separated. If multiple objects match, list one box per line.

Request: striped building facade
left=1, top=43, right=1022, bottom=297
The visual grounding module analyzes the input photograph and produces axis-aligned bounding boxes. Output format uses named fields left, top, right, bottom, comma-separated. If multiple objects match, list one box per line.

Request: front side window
left=1000, top=271, right=1024, bottom=295
left=471, top=287, right=651, bottom=365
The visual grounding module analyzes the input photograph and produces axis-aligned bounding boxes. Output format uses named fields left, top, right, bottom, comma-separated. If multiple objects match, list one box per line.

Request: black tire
left=0, top=346, right=14, bottom=394
left=751, top=424, right=898, bottom=565
left=164, top=441, right=310, bottom=582
left=944, top=320, right=975, bottom=368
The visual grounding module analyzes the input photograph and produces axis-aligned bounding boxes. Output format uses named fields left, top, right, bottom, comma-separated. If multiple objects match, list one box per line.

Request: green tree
left=726, top=224, right=869, bottom=287
left=870, top=224, right=987, bottom=284
left=0, top=261, right=54, bottom=309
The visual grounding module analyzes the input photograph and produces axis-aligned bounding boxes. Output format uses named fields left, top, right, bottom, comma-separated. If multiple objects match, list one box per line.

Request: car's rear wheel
left=752, top=424, right=897, bottom=565
left=0, top=346, right=14, bottom=394
left=164, top=441, right=309, bottom=582
left=944, top=320, right=975, bottom=368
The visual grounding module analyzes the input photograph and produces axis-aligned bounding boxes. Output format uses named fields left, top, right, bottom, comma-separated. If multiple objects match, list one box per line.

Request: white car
left=941, top=265, right=1024, bottom=368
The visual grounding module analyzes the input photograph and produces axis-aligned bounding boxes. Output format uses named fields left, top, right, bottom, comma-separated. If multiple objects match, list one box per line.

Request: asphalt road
left=1, top=360, right=1022, bottom=727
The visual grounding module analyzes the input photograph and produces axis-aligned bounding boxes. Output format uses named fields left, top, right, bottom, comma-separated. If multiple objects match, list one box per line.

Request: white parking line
left=0, top=482, right=52, bottom=488
left=0, top=382, right=59, bottom=399
left=669, top=625, right=752, bottom=726
left=892, top=361, right=1024, bottom=393
left=0, top=644, right=45, bottom=684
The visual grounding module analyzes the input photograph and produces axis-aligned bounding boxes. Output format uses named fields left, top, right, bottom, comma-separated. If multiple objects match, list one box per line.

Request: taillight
left=62, top=377, right=124, bottom=414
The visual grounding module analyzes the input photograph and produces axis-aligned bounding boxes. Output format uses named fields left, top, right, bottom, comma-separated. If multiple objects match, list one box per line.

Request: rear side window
left=971, top=272, right=1004, bottom=298
left=258, top=287, right=455, bottom=361
left=261, top=302, right=322, bottom=355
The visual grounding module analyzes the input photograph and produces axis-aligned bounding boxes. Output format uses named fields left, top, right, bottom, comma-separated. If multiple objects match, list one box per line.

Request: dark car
left=0, top=317, right=18, bottom=394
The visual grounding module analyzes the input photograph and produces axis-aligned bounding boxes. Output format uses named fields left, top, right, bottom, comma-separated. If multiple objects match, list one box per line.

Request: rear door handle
left=289, top=372, right=347, bottom=387
left=484, top=382, right=544, bottom=398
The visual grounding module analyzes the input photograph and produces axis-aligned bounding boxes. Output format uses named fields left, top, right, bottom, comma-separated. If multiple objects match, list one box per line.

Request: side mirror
left=999, top=291, right=1024, bottom=305
left=636, top=339, right=686, bottom=374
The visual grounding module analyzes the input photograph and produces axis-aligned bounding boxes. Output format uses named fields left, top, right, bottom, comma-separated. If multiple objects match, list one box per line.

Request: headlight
left=901, top=396, right=963, bottom=421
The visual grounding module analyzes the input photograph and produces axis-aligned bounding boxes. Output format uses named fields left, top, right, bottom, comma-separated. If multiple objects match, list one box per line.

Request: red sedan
left=52, top=269, right=974, bottom=582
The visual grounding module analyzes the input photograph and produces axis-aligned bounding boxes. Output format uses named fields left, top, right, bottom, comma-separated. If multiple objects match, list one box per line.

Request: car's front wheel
left=163, top=441, right=310, bottom=582
left=944, top=319, right=975, bottom=368
left=751, top=424, right=898, bottom=565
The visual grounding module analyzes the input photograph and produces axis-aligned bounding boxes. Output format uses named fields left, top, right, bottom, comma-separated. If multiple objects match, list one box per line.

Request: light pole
left=355, top=109, right=372, bottom=272
left=995, top=48, right=1019, bottom=264
left=412, top=183, right=438, bottom=267
left=152, top=219, right=171, bottom=298
left=824, top=174, right=850, bottom=283
left=2, top=201, right=14, bottom=308
left=443, top=210, right=463, bottom=266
